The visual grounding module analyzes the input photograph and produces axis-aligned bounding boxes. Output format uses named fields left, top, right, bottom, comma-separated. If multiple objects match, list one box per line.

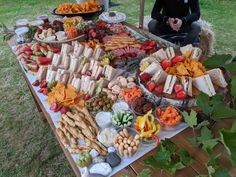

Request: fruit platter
left=9, top=10, right=236, bottom=177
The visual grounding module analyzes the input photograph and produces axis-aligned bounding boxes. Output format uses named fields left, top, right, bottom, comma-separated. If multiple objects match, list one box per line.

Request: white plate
left=99, top=11, right=126, bottom=23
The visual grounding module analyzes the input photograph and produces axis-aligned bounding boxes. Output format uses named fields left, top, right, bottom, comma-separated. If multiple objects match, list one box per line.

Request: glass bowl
left=155, top=105, right=183, bottom=130
left=111, top=110, right=134, bottom=129
left=133, top=112, right=160, bottom=145
left=113, top=127, right=141, bottom=158
left=130, top=97, right=156, bottom=116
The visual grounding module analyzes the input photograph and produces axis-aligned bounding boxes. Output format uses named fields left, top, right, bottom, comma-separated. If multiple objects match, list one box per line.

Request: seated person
left=148, top=0, right=201, bottom=46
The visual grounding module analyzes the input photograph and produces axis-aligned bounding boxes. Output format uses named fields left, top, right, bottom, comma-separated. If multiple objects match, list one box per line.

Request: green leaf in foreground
left=182, top=110, right=197, bottom=128
left=220, top=129, right=236, bottom=166
left=231, top=76, right=236, bottom=109
left=196, top=93, right=212, bottom=115
left=196, top=120, right=210, bottom=129
left=213, top=167, right=231, bottom=177
left=212, top=103, right=236, bottom=120
left=144, top=139, right=192, bottom=174
left=203, top=54, right=232, bottom=68
left=224, top=62, right=236, bottom=75
left=137, top=169, right=152, bottom=177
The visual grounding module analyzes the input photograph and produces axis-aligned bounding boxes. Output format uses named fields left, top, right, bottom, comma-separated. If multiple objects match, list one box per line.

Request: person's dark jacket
left=151, top=0, right=200, bottom=24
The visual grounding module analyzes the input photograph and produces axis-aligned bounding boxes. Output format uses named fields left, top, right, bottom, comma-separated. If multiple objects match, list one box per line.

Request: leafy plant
left=137, top=168, right=152, bottom=177
left=220, top=120, right=236, bottom=166
left=188, top=125, right=219, bottom=151
left=196, top=93, right=236, bottom=120
left=231, top=76, right=236, bottom=109
left=203, top=54, right=232, bottom=68
left=144, top=139, right=192, bottom=174
left=182, top=110, right=198, bottom=137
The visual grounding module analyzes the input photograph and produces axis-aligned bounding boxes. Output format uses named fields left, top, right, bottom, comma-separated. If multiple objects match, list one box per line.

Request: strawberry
left=176, top=91, right=187, bottom=99
left=40, top=80, right=47, bottom=88
left=60, top=106, right=69, bottom=114
left=43, top=89, right=49, bottom=96
left=148, top=41, right=157, bottom=47
left=171, top=56, right=185, bottom=64
left=161, top=60, right=172, bottom=70
left=83, top=94, right=90, bottom=101
left=174, top=84, right=184, bottom=93
left=32, top=80, right=40, bottom=87
left=50, top=102, right=57, bottom=111
left=54, top=105, right=63, bottom=112
left=154, top=85, right=163, bottom=94
left=37, top=88, right=45, bottom=93
left=147, top=82, right=156, bottom=92
left=140, top=73, right=151, bottom=82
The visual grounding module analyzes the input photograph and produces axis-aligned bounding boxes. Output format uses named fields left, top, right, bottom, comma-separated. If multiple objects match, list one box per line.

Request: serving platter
left=51, top=6, right=104, bottom=19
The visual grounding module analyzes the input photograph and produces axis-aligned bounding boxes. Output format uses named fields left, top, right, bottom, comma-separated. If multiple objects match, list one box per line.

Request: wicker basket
left=34, top=32, right=86, bottom=48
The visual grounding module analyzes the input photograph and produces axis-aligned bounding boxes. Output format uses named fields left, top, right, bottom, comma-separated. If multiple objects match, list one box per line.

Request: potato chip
left=47, top=82, right=84, bottom=107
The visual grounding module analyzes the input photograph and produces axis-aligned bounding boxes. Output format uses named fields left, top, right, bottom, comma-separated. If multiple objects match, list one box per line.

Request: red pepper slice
left=152, top=134, right=159, bottom=147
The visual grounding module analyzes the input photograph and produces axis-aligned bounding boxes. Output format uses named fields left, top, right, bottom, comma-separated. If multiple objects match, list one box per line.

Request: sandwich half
left=151, top=70, right=168, bottom=85
left=193, top=74, right=216, bottom=96
left=163, top=75, right=177, bottom=94
left=140, top=62, right=162, bottom=76
left=181, top=76, right=193, bottom=96
left=206, top=68, right=228, bottom=88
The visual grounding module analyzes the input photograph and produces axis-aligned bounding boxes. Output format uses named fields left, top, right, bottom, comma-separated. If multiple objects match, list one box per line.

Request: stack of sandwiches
left=44, top=42, right=120, bottom=97
left=193, top=68, right=228, bottom=96
left=139, top=45, right=228, bottom=98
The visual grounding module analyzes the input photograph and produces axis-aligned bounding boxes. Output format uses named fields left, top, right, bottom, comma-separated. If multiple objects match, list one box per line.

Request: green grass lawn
left=0, top=0, right=235, bottom=177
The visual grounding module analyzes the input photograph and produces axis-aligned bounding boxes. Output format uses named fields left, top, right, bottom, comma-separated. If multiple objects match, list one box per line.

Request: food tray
left=51, top=6, right=104, bottom=19
left=34, top=32, right=86, bottom=47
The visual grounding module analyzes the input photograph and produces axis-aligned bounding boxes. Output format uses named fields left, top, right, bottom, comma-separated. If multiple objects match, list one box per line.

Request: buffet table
left=7, top=21, right=236, bottom=177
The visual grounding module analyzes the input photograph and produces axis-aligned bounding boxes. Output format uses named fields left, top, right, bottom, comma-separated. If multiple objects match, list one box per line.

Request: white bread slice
left=52, top=54, right=61, bottom=67
left=165, top=47, right=175, bottom=60
left=180, top=44, right=193, bottom=55
left=83, top=76, right=91, bottom=93
left=36, top=66, right=48, bottom=82
left=69, top=58, right=79, bottom=72
left=74, top=43, right=84, bottom=57
left=88, top=81, right=96, bottom=96
left=47, top=70, right=57, bottom=83
left=140, top=62, right=162, bottom=76
left=153, top=48, right=168, bottom=61
left=60, top=73, right=69, bottom=85
left=151, top=70, right=168, bottom=85
left=93, top=45, right=104, bottom=60
left=206, top=68, right=228, bottom=88
left=163, top=75, right=177, bottom=94
left=61, top=44, right=72, bottom=56
left=81, top=63, right=90, bottom=75
left=190, top=47, right=202, bottom=61
left=95, top=66, right=103, bottom=80
left=193, top=74, right=216, bottom=97
left=181, top=76, right=193, bottom=96
left=83, top=46, right=93, bottom=58
left=106, top=66, right=117, bottom=81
